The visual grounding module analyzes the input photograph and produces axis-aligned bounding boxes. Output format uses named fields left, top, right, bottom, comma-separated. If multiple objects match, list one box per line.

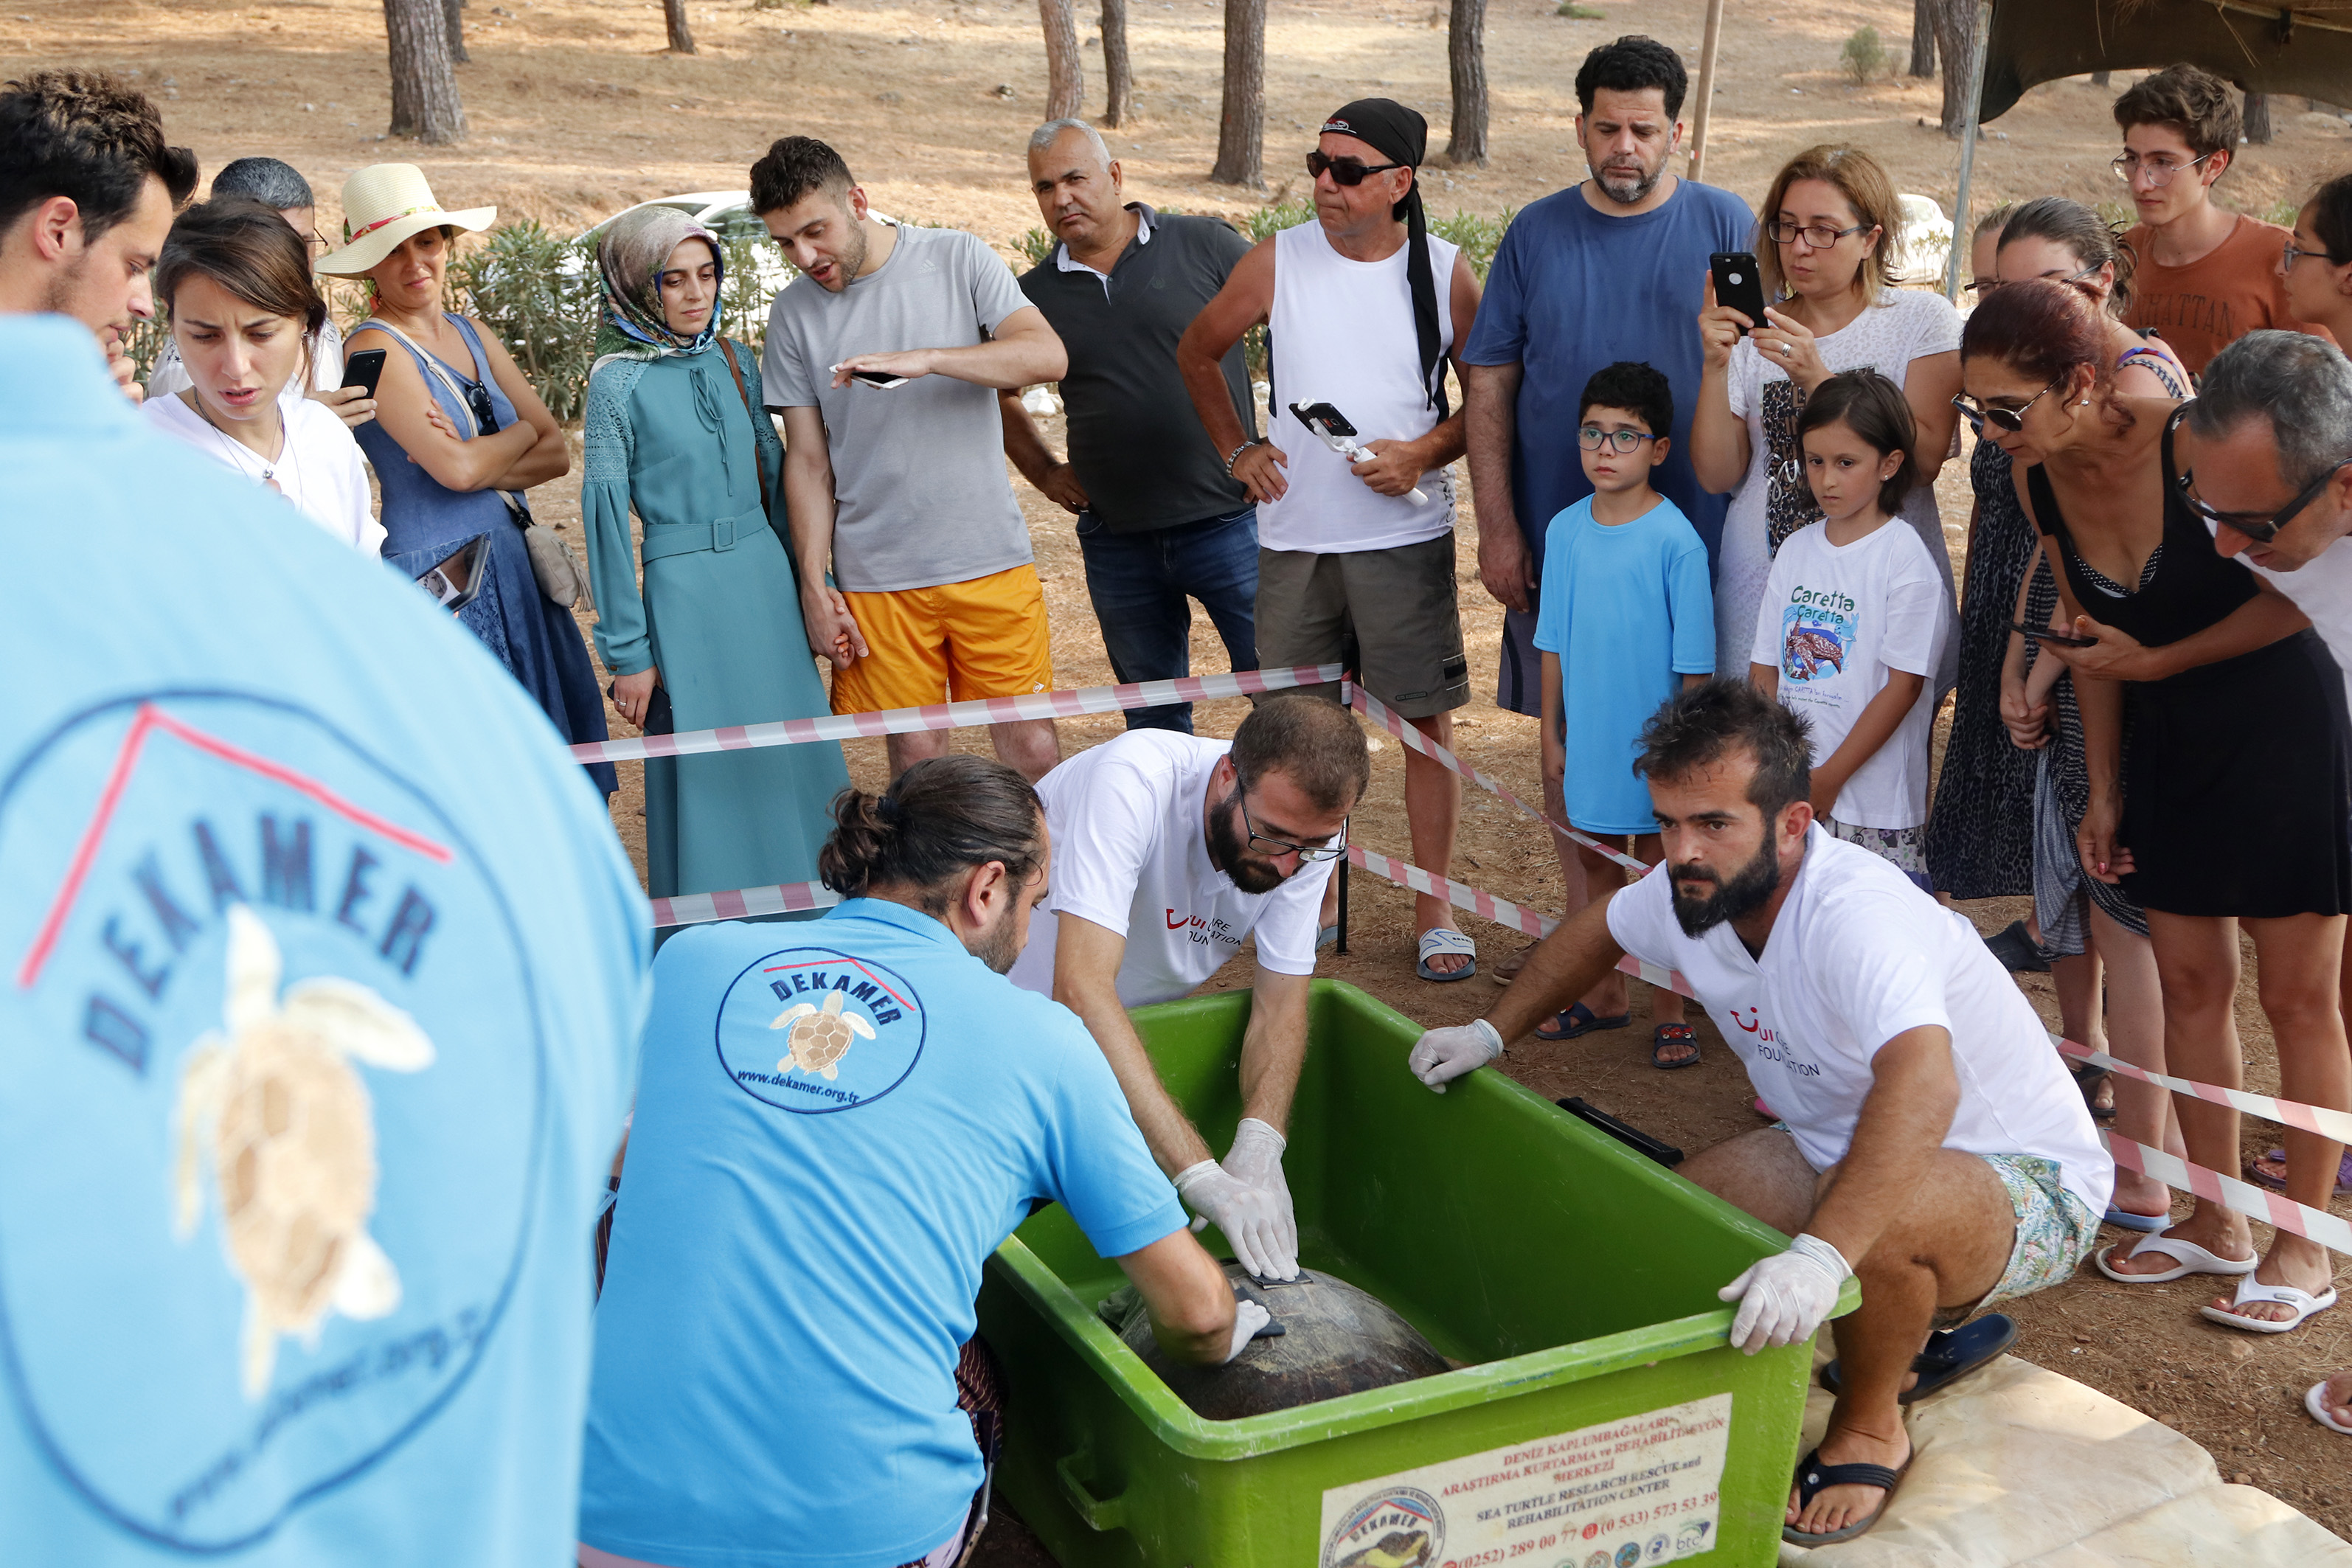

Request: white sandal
left=2200, top=1278, right=2339, bottom=1335
left=2092, top=1233, right=2258, bottom=1284
left=2306, top=1380, right=2352, bottom=1435
left=1415, top=926, right=1478, bottom=983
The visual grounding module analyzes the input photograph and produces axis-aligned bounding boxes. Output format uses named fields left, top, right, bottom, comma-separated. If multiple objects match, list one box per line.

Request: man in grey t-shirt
left=755, top=136, right=1069, bottom=780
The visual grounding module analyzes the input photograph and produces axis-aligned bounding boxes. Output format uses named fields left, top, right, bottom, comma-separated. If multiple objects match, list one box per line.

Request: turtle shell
left=788, top=1013, right=856, bottom=1072
left=1113, top=1263, right=1451, bottom=1420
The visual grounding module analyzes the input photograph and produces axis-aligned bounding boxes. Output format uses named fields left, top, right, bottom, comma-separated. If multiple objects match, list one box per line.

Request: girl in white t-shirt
left=142, top=196, right=384, bottom=553
left=1749, top=370, right=1952, bottom=889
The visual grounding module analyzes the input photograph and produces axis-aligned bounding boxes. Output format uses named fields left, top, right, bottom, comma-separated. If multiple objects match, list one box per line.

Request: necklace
left=187, top=390, right=291, bottom=496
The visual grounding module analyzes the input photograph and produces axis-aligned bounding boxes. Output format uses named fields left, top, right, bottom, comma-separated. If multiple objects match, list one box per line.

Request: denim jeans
left=1075, top=505, right=1260, bottom=732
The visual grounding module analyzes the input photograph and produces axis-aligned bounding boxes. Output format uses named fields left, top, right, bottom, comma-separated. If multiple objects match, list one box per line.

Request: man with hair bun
left=1009, top=693, right=1370, bottom=1283
left=583, top=755, right=1254, bottom=1568
left=1409, top=681, right=2110, bottom=1545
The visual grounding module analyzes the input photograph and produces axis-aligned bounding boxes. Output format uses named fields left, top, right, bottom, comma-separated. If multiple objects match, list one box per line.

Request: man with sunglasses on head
left=1177, top=97, right=1484, bottom=985
left=2112, top=64, right=2335, bottom=378
left=1007, top=694, right=1370, bottom=1283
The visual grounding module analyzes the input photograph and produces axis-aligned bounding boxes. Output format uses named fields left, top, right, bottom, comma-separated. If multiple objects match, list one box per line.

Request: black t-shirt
left=1019, top=205, right=1256, bottom=532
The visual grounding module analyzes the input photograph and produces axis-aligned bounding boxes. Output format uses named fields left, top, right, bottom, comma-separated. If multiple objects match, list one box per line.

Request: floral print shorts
left=1825, top=817, right=1932, bottom=894
left=1946, top=1153, right=2099, bottom=1324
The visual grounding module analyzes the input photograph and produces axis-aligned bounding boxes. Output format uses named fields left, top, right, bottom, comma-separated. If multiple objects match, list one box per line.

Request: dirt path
left=21, top=0, right=2352, bottom=1538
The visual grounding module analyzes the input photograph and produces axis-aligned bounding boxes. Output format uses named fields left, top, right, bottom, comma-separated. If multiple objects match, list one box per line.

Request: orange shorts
left=830, top=563, right=1055, bottom=715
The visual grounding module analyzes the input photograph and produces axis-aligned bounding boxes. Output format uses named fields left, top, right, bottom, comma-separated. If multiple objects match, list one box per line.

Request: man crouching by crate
left=578, top=757, right=1262, bottom=1568
left=1404, top=680, right=2114, bottom=1547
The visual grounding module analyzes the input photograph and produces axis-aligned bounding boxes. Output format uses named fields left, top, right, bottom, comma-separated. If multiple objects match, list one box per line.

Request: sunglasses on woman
left=1951, top=376, right=2064, bottom=435
left=2176, top=458, right=2352, bottom=544
left=1306, top=150, right=1406, bottom=186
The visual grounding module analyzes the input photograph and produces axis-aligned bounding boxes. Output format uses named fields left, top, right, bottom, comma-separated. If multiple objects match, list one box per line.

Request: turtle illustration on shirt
left=1783, top=625, right=1846, bottom=681
left=770, top=990, right=876, bottom=1080
left=172, top=904, right=436, bottom=1399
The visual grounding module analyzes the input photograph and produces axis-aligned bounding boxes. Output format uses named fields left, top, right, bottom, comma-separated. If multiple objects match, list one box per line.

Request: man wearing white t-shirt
left=1010, top=694, right=1368, bottom=1282
left=1406, top=681, right=2111, bottom=1545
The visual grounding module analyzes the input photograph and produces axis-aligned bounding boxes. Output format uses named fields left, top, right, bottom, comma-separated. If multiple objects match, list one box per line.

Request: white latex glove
left=1222, top=1297, right=1273, bottom=1364
left=1407, top=1017, right=1504, bottom=1093
left=1718, top=1233, right=1850, bottom=1353
left=1174, top=1117, right=1299, bottom=1280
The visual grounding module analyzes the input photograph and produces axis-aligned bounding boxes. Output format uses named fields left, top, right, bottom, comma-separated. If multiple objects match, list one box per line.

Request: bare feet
left=1787, top=1423, right=1910, bottom=1538
left=2207, top=1238, right=2339, bottom=1326
left=2314, top=1369, right=2352, bottom=1431
left=2108, top=1168, right=2174, bottom=1224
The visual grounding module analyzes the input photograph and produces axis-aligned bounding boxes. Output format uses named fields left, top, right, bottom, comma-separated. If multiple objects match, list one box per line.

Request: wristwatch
left=1224, top=437, right=1265, bottom=477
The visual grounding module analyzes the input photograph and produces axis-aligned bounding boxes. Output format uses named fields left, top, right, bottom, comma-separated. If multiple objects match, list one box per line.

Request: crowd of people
left=5, top=37, right=2352, bottom=1565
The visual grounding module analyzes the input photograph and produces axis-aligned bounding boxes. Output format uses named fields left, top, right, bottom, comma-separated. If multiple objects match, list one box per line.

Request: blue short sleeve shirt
left=0, top=318, right=650, bottom=1565
left=580, top=900, right=1187, bottom=1568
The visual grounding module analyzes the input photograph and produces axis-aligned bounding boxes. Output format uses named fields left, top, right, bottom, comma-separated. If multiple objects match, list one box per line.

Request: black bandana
left=1319, top=97, right=1446, bottom=418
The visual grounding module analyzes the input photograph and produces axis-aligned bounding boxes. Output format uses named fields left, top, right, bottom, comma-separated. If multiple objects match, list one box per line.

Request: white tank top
left=1262, top=219, right=1458, bottom=554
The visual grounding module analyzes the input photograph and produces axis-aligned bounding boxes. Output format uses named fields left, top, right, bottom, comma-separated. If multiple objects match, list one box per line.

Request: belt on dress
left=639, top=503, right=768, bottom=563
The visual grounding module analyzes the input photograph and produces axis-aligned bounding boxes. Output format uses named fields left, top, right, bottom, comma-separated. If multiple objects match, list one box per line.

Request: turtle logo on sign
left=1320, top=1487, right=1442, bottom=1568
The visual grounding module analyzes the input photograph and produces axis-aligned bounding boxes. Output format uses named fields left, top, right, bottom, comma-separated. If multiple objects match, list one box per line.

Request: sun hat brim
left=315, top=204, right=497, bottom=275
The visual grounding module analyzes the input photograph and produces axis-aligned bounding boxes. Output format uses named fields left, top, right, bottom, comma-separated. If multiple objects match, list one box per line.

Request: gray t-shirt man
left=763, top=223, right=1034, bottom=592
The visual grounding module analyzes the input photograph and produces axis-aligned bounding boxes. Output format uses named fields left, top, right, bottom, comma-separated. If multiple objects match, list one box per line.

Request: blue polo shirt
left=0, top=316, right=650, bottom=1564
left=1461, top=178, right=1754, bottom=573
left=580, top=899, right=1187, bottom=1568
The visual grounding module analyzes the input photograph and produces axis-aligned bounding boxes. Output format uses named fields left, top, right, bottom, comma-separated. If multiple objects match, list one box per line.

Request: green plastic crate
left=975, top=981, right=1859, bottom=1567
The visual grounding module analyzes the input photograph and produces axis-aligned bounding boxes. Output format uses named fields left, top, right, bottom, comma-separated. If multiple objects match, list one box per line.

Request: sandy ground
left=21, top=0, right=2352, bottom=1545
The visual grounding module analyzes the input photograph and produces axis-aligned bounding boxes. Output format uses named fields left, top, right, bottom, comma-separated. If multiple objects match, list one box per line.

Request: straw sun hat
left=314, top=164, right=496, bottom=275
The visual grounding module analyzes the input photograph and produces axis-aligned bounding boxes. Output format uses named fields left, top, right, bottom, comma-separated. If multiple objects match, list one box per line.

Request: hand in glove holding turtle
left=1718, top=1233, right=1850, bottom=1353
left=1174, top=1117, right=1300, bottom=1281
left=1223, top=1297, right=1274, bottom=1364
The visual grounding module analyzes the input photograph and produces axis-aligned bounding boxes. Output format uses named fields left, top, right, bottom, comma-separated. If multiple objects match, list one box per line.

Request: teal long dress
left=580, top=343, right=849, bottom=907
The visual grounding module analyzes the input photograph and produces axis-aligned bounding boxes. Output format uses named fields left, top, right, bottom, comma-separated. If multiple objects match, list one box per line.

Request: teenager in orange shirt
left=2112, top=63, right=2336, bottom=377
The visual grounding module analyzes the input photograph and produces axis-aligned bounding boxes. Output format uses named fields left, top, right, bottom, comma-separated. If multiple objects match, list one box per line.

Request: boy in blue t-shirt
left=1534, top=362, right=1715, bottom=1066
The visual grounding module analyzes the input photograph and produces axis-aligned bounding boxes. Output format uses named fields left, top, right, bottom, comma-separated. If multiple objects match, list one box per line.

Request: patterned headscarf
left=592, top=205, right=724, bottom=368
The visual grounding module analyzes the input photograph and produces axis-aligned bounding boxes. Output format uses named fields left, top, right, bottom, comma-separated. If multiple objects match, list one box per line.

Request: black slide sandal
left=1782, top=1445, right=1911, bottom=1545
left=1819, top=1313, right=2016, bottom=1405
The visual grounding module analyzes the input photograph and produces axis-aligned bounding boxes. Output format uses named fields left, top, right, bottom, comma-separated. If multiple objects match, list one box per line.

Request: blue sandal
left=1782, top=1443, right=1910, bottom=1545
left=1535, top=1002, right=1630, bottom=1041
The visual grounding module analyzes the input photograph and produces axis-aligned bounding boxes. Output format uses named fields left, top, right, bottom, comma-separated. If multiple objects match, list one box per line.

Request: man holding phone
left=754, top=136, right=1070, bottom=783
left=1457, top=35, right=1751, bottom=977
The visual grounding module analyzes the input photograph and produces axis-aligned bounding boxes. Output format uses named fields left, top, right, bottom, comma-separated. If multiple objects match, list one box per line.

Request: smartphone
left=415, top=533, right=488, bottom=613
left=831, top=362, right=909, bottom=389
left=1710, top=251, right=1769, bottom=335
left=1289, top=400, right=1359, bottom=440
left=2012, top=621, right=2098, bottom=649
left=341, top=347, right=389, bottom=398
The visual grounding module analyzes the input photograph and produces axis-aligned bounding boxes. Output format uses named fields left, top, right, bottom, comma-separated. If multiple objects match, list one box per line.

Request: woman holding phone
left=317, top=164, right=615, bottom=794
left=1963, top=279, right=2352, bottom=1336
left=1692, top=144, right=1964, bottom=699
left=579, top=207, right=848, bottom=915
left=143, top=196, right=382, bottom=552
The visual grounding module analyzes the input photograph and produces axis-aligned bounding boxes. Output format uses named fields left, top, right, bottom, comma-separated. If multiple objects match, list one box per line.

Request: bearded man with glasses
left=1007, top=694, right=1369, bottom=1284
left=2110, top=63, right=2338, bottom=376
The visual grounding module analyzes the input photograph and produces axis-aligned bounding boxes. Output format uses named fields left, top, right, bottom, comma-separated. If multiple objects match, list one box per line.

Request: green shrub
left=447, top=220, right=601, bottom=423
left=1017, top=227, right=1057, bottom=267
left=1431, top=207, right=1516, bottom=279
left=1556, top=3, right=1605, bottom=18
left=1840, top=27, right=1885, bottom=86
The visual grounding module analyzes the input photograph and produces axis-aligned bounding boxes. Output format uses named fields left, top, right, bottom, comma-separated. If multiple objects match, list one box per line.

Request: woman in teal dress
left=581, top=207, right=849, bottom=910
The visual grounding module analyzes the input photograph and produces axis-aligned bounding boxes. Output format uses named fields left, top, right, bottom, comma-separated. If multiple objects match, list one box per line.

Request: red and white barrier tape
left=2053, top=1037, right=2352, bottom=1145
left=571, top=662, right=1345, bottom=765
left=2103, top=1131, right=2352, bottom=1254
left=1341, top=683, right=1653, bottom=875
left=650, top=878, right=840, bottom=930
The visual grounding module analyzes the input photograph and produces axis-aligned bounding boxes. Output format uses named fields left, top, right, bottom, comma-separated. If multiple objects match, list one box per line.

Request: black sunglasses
left=2176, top=457, right=2352, bottom=544
left=1952, top=376, right=2064, bottom=435
left=461, top=377, right=501, bottom=433
left=1306, top=150, right=1406, bottom=187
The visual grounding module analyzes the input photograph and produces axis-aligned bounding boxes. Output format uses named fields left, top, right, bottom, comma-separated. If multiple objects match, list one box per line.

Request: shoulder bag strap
left=717, top=339, right=772, bottom=516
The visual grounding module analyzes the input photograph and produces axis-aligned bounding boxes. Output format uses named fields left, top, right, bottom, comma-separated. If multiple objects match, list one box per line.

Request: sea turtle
left=173, top=904, right=436, bottom=1400
left=1337, top=1530, right=1435, bottom=1568
left=769, top=989, right=875, bottom=1080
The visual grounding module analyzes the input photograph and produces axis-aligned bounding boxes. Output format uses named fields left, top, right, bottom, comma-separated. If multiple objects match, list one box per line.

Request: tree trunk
left=1931, top=0, right=1978, bottom=136
left=1907, top=0, right=1933, bottom=77
left=2090, top=70, right=2110, bottom=86
left=1445, top=0, right=1488, bottom=165
left=442, top=0, right=468, bottom=63
left=1211, top=0, right=1266, bottom=185
left=385, top=0, right=466, bottom=144
left=2244, top=90, right=2272, bottom=144
left=665, top=0, right=696, bottom=52
left=1100, top=0, right=1131, bottom=128
left=1039, top=0, right=1083, bottom=120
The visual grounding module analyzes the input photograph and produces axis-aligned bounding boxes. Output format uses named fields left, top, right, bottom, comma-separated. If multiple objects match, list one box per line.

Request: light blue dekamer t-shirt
left=1534, top=495, right=1716, bottom=836
left=580, top=899, right=1187, bottom=1568
left=0, top=316, right=650, bottom=1565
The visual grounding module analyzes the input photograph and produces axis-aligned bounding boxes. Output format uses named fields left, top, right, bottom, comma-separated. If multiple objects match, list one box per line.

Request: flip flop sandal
left=1536, top=1002, right=1631, bottom=1041
left=1415, top=926, right=1478, bottom=983
left=2244, top=1148, right=2352, bottom=1196
left=2103, top=1206, right=2173, bottom=1233
left=2306, top=1380, right=2352, bottom=1436
left=1819, top=1313, right=2016, bottom=1405
left=1782, top=1444, right=1912, bottom=1546
left=1491, top=940, right=1536, bottom=987
left=1650, top=1022, right=1701, bottom=1069
left=1316, top=923, right=1339, bottom=952
left=2072, top=1064, right=2116, bottom=1120
left=1984, top=918, right=2052, bottom=974
left=2199, top=1279, right=2339, bottom=1335
left=2094, top=1233, right=2259, bottom=1285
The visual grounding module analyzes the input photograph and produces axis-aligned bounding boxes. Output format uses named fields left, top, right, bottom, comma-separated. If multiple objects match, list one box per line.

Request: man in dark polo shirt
left=1000, top=118, right=1259, bottom=732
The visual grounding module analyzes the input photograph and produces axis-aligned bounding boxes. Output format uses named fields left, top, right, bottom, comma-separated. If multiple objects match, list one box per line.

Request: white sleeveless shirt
left=1262, top=219, right=1458, bottom=554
